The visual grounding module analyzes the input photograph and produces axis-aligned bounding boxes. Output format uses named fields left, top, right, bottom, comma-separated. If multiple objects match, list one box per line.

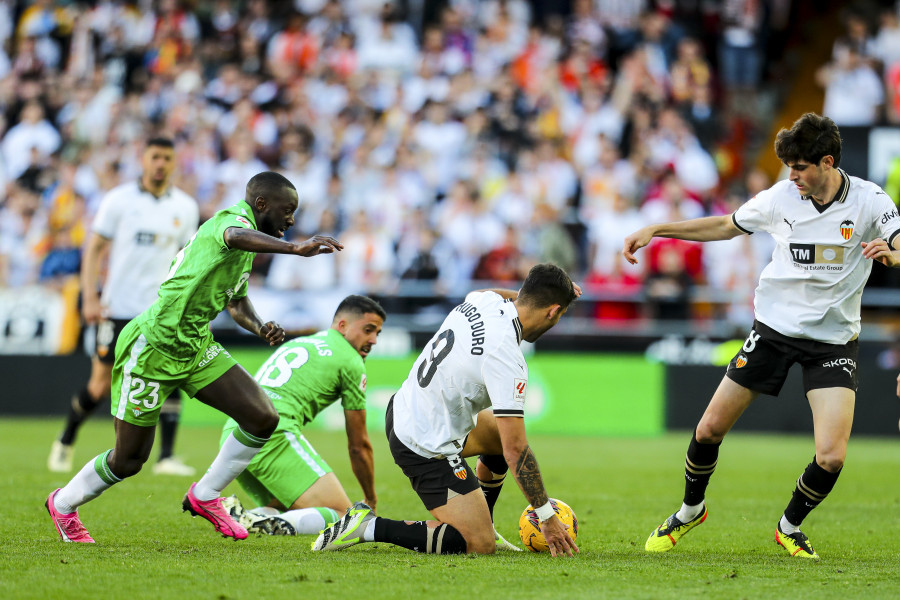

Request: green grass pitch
left=3, top=418, right=899, bottom=599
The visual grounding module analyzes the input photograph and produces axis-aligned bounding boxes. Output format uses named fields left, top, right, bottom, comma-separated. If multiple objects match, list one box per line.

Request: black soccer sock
left=157, top=397, right=181, bottom=460
left=59, top=387, right=103, bottom=445
left=477, top=454, right=508, bottom=519
left=373, top=518, right=468, bottom=554
left=783, top=457, right=841, bottom=526
left=683, top=429, right=721, bottom=506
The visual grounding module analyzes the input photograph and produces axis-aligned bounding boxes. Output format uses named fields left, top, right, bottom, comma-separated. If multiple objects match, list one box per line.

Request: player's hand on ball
left=293, top=235, right=343, bottom=257
left=260, top=321, right=285, bottom=346
left=540, top=514, right=579, bottom=558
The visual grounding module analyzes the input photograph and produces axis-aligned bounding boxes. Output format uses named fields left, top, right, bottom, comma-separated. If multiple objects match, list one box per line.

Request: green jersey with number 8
left=249, top=328, right=368, bottom=424
left=135, top=201, right=258, bottom=360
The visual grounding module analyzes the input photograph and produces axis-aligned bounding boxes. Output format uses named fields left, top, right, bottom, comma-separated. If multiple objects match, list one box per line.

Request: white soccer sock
left=779, top=515, right=800, bottom=534
left=363, top=516, right=378, bottom=541
left=192, top=429, right=267, bottom=501
left=676, top=501, right=704, bottom=523
left=54, top=451, right=121, bottom=514
left=247, top=506, right=281, bottom=518
left=278, top=507, right=341, bottom=534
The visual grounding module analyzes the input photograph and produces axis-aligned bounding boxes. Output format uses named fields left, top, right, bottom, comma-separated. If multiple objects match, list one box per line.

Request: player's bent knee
left=816, top=454, right=844, bottom=473
left=107, top=454, right=148, bottom=478
left=695, top=423, right=726, bottom=444
left=240, top=404, right=279, bottom=437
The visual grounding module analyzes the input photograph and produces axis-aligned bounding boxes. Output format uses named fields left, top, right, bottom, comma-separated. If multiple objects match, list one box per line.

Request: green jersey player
left=46, top=171, right=342, bottom=543
left=220, top=295, right=385, bottom=536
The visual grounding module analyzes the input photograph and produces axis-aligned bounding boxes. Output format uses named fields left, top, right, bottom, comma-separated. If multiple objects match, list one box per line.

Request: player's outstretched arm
left=496, top=417, right=578, bottom=558
left=861, top=238, right=900, bottom=267
left=344, top=409, right=377, bottom=513
left=226, top=296, right=285, bottom=346
left=623, top=215, right=742, bottom=265
left=224, top=227, right=343, bottom=256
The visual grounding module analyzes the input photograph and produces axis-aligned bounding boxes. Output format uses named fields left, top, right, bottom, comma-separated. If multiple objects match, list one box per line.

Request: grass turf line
left=3, top=418, right=899, bottom=599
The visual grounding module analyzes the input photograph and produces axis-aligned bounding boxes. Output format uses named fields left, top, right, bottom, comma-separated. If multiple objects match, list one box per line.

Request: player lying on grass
left=313, top=263, right=580, bottom=557
left=219, top=295, right=385, bottom=535
left=46, top=171, right=342, bottom=543
left=623, top=113, right=900, bottom=559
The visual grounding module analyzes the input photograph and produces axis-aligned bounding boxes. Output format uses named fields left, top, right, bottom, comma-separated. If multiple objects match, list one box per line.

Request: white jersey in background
left=92, top=181, right=199, bottom=319
left=392, top=291, right=528, bottom=459
left=733, top=169, right=900, bottom=344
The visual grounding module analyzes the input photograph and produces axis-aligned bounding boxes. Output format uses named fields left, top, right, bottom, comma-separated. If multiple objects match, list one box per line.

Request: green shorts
left=111, top=320, right=236, bottom=427
left=222, top=416, right=332, bottom=509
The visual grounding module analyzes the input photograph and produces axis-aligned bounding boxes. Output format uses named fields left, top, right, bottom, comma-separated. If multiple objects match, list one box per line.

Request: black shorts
left=726, top=320, right=859, bottom=396
left=385, top=398, right=478, bottom=510
left=87, top=318, right=132, bottom=365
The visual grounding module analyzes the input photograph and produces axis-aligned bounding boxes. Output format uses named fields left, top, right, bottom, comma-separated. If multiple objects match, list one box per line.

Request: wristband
left=534, top=501, right=555, bottom=522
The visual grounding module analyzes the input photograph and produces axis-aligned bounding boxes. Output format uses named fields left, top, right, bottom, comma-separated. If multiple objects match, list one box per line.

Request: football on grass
left=518, top=498, right=578, bottom=552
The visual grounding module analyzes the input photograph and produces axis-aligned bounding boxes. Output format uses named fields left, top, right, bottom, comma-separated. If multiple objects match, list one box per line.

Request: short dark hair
left=774, top=113, right=842, bottom=167
left=333, top=295, right=387, bottom=322
left=246, top=171, right=296, bottom=201
left=146, top=137, right=174, bottom=150
left=518, top=263, right=576, bottom=309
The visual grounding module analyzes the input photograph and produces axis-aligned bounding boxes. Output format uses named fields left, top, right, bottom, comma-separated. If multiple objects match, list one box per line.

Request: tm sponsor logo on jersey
left=235, top=216, right=252, bottom=228
left=881, top=208, right=899, bottom=224
left=789, top=243, right=845, bottom=271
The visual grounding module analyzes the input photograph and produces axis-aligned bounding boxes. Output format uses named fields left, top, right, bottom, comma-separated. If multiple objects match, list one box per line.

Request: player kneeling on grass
left=220, top=295, right=385, bottom=535
left=313, top=263, right=580, bottom=557
left=45, top=172, right=342, bottom=543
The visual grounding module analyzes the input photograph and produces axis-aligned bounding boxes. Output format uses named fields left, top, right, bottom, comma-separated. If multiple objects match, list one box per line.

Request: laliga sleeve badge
left=514, top=378, right=527, bottom=400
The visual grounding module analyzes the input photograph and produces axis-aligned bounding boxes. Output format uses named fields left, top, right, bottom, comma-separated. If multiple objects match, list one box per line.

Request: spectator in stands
left=817, top=45, right=884, bottom=126
left=2, top=100, right=60, bottom=180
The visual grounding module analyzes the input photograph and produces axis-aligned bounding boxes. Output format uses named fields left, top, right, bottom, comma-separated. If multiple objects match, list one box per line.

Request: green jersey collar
left=236, top=200, right=258, bottom=229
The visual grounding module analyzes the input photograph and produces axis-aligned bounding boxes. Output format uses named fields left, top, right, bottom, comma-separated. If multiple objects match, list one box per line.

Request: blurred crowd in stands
left=0, top=0, right=897, bottom=329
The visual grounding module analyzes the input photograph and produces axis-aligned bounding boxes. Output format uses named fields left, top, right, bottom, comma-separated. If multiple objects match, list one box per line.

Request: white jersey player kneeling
left=313, top=263, right=581, bottom=557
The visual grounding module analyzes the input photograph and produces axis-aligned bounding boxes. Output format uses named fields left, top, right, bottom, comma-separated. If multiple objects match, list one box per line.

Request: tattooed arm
left=496, top=416, right=579, bottom=557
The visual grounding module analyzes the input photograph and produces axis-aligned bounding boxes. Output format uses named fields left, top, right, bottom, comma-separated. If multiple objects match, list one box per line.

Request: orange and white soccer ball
left=518, top=498, right=578, bottom=552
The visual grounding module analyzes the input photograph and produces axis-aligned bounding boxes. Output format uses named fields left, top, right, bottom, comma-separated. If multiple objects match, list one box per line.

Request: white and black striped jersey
left=732, top=169, right=900, bottom=344
left=92, top=181, right=199, bottom=319
left=391, top=291, right=528, bottom=459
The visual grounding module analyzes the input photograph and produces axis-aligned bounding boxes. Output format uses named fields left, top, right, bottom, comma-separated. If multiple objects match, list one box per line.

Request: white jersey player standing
left=313, top=263, right=581, bottom=557
left=623, top=113, right=900, bottom=559
left=48, top=138, right=199, bottom=476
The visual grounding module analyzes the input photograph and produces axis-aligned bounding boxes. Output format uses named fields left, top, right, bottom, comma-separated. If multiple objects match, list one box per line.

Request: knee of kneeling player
left=464, top=529, right=497, bottom=555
